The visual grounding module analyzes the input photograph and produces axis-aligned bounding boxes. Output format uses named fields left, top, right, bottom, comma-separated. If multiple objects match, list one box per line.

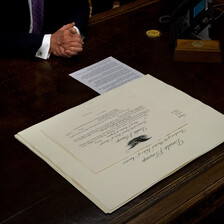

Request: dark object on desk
left=169, top=0, right=214, bottom=47
left=173, top=39, right=222, bottom=63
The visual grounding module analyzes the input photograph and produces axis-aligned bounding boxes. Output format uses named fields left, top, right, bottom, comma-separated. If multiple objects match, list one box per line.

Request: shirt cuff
left=36, top=34, right=51, bottom=59
left=74, top=26, right=85, bottom=40
left=74, top=26, right=80, bottom=35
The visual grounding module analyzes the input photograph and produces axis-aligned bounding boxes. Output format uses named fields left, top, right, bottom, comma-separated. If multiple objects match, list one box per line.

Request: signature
left=127, top=135, right=151, bottom=149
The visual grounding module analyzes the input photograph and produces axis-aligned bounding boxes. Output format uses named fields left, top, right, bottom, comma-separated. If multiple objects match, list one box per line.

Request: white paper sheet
left=69, top=56, right=144, bottom=94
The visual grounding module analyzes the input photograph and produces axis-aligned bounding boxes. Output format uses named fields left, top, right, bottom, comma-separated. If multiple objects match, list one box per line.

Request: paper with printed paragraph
left=69, top=56, right=144, bottom=94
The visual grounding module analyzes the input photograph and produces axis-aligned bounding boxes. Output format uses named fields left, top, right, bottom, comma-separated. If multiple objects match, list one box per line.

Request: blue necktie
left=32, top=0, right=44, bottom=33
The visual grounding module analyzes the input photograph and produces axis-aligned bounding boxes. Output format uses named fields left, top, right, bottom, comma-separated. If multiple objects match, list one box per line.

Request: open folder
left=15, top=74, right=224, bottom=213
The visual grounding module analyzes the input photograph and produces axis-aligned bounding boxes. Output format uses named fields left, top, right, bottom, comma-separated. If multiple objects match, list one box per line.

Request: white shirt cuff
left=74, top=26, right=80, bottom=35
left=74, top=26, right=84, bottom=40
left=36, top=34, right=51, bottom=59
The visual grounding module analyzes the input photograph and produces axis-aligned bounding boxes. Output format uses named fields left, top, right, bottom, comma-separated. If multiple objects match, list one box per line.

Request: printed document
left=41, top=90, right=186, bottom=173
left=15, top=73, right=224, bottom=214
left=69, top=56, right=144, bottom=94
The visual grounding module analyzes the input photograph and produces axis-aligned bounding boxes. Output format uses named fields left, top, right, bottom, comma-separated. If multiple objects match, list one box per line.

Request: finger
left=68, top=38, right=82, bottom=45
left=71, top=33, right=84, bottom=44
left=70, top=36, right=84, bottom=45
left=62, top=22, right=75, bottom=31
left=68, top=46, right=83, bottom=53
left=53, top=51, right=59, bottom=57
left=67, top=46, right=83, bottom=53
left=57, top=46, right=71, bottom=58
left=74, top=36, right=84, bottom=44
left=69, top=28, right=78, bottom=35
left=65, top=49, right=77, bottom=56
left=53, top=46, right=63, bottom=56
left=61, top=40, right=83, bottom=50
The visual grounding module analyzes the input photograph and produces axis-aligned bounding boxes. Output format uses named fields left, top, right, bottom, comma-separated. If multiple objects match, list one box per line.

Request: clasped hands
left=50, top=22, right=84, bottom=58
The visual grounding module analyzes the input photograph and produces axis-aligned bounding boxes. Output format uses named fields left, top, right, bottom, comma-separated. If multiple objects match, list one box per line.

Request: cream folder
left=15, top=74, right=224, bottom=213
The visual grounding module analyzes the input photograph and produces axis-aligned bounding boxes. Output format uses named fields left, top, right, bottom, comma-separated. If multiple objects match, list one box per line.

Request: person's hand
left=50, top=22, right=84, bottom=58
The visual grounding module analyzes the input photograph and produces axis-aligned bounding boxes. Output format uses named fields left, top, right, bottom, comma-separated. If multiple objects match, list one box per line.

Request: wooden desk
left=1, top=0, right=224, bottom=223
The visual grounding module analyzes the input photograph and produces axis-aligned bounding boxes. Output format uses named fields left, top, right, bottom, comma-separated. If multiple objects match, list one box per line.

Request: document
left=41, top=90, right=186, bottom=173
left=15, top=74, right=224, bottom=214
left=69, top=56, right=144, bottom=94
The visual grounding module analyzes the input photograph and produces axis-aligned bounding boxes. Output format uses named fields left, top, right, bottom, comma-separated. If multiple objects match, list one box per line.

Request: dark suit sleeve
left=44, top=0, right=90, bottom=37
left=0, top=33, right=44, bottom=58
left=69, top=0, right=90, bottom=37
left=0, top=1, right=45, bottom=58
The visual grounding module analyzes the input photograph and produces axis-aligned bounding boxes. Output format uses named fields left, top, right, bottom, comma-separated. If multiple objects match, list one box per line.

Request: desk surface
left=1, top=0, right=224, bottom=223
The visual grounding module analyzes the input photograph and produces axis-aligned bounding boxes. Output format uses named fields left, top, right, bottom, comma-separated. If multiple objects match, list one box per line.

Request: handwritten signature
left=127, top=135, right=152, bottom=149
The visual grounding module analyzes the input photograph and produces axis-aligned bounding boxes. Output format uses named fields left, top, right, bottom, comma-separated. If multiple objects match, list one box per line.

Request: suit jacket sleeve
left=0, top=33, right=45, bottom=58
left=44, top=0, right=90, bottom=38
left=67, top=0, right=90, bottom=37
left=0, top=1, right=45, bottom=58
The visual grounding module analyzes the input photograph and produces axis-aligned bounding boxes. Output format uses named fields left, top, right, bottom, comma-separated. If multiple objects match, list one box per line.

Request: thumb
left=63, top=22, right=75, bottom=30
